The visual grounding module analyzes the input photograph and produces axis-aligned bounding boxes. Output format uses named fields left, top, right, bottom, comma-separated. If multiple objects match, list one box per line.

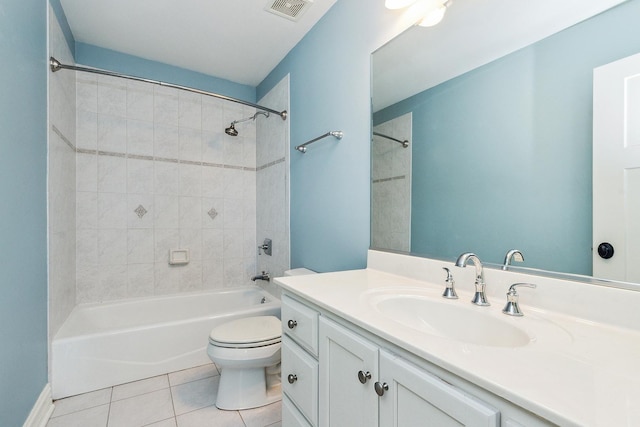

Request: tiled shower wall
left=256, top=76, right=290, bottom=297
left=48, top=4, right=77, bottom=338
left=74, top=73, right=261, bottom=303
left=371, top=112, right=412, bottom=252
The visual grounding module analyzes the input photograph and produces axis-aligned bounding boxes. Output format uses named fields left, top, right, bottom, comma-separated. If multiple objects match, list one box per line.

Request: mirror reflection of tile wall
left=371, top=113, right=412, bottom=252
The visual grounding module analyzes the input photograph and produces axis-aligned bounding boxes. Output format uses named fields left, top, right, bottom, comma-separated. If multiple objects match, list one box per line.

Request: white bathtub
left=51, top=286, right=280, bottom=399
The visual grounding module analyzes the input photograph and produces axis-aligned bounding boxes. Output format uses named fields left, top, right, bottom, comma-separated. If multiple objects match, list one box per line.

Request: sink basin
left=370, top=294, right=532, bottom=348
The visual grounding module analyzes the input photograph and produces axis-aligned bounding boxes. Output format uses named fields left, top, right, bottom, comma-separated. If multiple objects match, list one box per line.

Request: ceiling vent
left=266, top=0, right=313, bottom=22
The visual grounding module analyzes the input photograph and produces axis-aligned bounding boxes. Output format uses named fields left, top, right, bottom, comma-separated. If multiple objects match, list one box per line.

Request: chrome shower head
left=224, top=111, right=270, bottom=136
left=225, top=123, right=238, bottom=136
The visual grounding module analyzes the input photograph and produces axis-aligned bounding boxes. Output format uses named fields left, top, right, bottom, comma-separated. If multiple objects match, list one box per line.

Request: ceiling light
left=385, top=0, right=419, bottom=10
left=418, top=3, right=447, bottom=27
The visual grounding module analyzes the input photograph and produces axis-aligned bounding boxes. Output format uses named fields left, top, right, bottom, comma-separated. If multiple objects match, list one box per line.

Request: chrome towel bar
left=373, top=132, right=409, bottom=148
left=295, top=131, right=343, bottom=153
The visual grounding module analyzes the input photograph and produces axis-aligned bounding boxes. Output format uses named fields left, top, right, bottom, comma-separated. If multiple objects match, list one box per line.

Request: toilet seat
left=209, top=316, right=281, bottom=349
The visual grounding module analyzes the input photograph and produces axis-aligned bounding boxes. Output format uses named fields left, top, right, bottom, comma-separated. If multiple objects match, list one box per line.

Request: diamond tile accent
left=207, top=208, right=218, bottom=220
left=134, top=205, right=148, bottom=218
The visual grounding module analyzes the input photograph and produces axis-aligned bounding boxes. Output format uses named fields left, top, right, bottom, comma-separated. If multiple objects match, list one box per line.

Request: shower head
left=225, top=123, right=238, bottom=137
left=224, top=111, right=270, bottom=137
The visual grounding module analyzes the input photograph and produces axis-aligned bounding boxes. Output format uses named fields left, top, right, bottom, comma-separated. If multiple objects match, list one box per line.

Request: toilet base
left=215, top=366, right=282, bottom=410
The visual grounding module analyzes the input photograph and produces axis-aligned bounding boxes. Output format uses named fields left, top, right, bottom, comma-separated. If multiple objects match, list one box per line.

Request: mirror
left=371, top=0, right=640, bottom=283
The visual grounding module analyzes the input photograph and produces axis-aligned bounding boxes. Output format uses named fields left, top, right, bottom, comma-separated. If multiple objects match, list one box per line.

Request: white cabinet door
left=319, top=317, right=379, bottom=427
left=379, top=350, right=499, bottom=427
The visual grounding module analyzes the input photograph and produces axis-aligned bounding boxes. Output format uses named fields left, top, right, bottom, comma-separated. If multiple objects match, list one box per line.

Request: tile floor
left=46, top=363, right=282, bottom=427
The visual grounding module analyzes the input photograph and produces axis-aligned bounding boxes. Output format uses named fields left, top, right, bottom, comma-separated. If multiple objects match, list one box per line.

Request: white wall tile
left=98, top=229, right=127, bottom=265
left=154, top=228, right=180, bottom=263
left=98, top=79, right=127, bottom=117
left=98, top=193, right=127, bottom=229
left=127, top=263, right=155, bottom=298
left=76, top=191, right=98, bottom=230
left=127, top=194, right=154, bottom=229
left=154, top=92, right=179, bottom=126
left=98, top=115, right=127, bottom=153
left=202, top=130, right=224, bottom=164
left=179, top=163, right=202, bottom=197
left=127, top=229, right=155, bottom=264
left=127, top=158, right=154, bottom=194
left=154, top=161, right=180, bottom=195
left=98, top=155, right=127, bottom=193
left=179, top=196, right=202, bottom=229
left=154, top=195, right=179, bottom=228
left=202, top=167, right=224, bottom=198
left=127, top=85, right=154, bottom=122
left=77, top=110, right=97, bottom=150
left=179, top=94, right=202, bottom=130
left=76, top=152, right=97, bottom=192
left=179, top=128, right=202, bottom=162
left=127, top=119, right=154, bottom=156
left=154, top=124, right=179, bottom=159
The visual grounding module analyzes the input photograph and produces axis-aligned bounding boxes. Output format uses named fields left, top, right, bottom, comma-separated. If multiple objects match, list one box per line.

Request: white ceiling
left=373, top=0, right=629, bottom=111
left=60, top=0, right=337, bottom=87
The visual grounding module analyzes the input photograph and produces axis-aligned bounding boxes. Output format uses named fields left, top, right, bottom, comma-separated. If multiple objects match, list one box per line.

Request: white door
left=593, top=52, right=640, bottom=282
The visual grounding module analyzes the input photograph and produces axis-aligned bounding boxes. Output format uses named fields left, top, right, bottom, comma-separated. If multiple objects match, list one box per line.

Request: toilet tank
left=284, top=268, right=316, bottom=277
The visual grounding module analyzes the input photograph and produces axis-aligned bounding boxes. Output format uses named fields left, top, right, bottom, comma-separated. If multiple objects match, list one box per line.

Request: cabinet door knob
left=287, top=319, right=297, bottom=329
left=357, top=370, right=371, bottom=384
left=374, top=381, right=388, bottom=396
left=287, top=374, right=298, bottom=384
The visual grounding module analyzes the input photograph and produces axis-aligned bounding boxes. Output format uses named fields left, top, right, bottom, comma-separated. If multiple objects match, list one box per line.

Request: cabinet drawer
left=282, top=335, right=318, bottom=426
left=283, top=395, right=313, bottom=427
left=282, top=295, right=319, bottom=355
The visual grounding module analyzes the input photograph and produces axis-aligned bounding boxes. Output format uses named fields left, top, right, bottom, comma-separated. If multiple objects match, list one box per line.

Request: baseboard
left=23, top=383, right=55, bottom=427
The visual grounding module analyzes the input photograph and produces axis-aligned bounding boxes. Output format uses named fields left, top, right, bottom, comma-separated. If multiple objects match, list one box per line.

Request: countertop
left=275, top=267, right=640, bottom=426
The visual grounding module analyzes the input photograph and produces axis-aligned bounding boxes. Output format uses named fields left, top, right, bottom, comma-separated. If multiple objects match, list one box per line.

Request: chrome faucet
left=441, top=267, right=458, bottom=299
left=455, top=252, right=490, bottom=306
left=502, top=249, right=524, bottom=271
left=502, top=283, right=536, bottom=316
left=251, top=271, right=271, bottom=282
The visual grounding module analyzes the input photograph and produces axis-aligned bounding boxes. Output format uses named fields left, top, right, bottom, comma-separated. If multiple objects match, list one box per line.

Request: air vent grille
left=266, top=0, right=313, bottom=21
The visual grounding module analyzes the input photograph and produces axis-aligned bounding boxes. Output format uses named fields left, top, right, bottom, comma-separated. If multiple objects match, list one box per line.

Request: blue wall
left=374, top=0, right=640, bottom=275
left=0, top=0, right=49, bottom=424
left=76, top=43, right=257, bottom=103
left=258, top=2, right=397, bottom=272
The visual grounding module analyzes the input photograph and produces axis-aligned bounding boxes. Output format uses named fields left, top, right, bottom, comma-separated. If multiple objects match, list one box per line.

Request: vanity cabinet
left=319, top=316, right=499, bottom=427
left=281, top=292, right=551, bottom=427
left=281, top=295, right=320, bottom=426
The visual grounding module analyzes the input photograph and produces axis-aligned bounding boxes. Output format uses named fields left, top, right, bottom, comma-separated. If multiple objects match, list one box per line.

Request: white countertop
left=275, top=266, right=640, bottom=426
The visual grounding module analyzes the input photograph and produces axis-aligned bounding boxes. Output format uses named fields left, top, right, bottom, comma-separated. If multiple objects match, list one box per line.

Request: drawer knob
left=357, top=370, right=371, bottom=384
left=287, top=319, right=298, bottom=329
left=287, top=374, right=298, bottom=384
left=374, top=381, right=388, bottom=396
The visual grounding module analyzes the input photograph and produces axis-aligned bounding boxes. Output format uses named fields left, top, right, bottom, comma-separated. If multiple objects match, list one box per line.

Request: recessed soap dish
left=169, top=249, right=190, bottom=265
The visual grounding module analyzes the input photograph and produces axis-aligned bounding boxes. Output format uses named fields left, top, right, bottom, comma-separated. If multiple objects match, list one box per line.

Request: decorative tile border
left=257, top=157, right=285, bottom=171
left=372, top=175, right=406, bottom=184
left=51, top=124, right=76, bottom=151
left=74, top=147, right=257, bottom=171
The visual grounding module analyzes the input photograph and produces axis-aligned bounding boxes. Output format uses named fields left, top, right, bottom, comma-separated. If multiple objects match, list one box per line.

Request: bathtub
left=51, top=286, right=280, bottom=399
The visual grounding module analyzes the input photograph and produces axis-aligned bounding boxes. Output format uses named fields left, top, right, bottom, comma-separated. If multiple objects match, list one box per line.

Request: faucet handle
left=441, top=267, right=458, bottom=299
left=502, top=283, right=537, bottom=316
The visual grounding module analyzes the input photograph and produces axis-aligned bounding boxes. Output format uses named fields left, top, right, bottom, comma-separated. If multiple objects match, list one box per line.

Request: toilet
left=207, top=268, right=316, bottom=410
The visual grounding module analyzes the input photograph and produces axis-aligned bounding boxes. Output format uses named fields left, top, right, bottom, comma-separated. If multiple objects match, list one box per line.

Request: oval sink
left=372, top=295, right=531, bottom=348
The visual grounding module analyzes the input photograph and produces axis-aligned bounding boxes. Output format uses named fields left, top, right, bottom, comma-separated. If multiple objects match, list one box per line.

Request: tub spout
left=251, top=271, right=271, bottom=282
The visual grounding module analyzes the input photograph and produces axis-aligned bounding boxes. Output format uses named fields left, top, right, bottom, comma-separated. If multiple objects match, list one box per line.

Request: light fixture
left=384, top=0, right=420, bottom=9
left=418, top=2, right=448, bottom=27
left=385, top=0, right=451, bottom=27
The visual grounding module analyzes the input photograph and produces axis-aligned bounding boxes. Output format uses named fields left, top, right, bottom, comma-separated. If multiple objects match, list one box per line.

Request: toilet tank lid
left=284, top=268, right=316, bottom=276
left=209, top=316, right=281, bottom=344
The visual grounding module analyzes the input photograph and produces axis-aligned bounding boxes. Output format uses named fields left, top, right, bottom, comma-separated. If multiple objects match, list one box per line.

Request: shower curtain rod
left=373, top=132, right=409, bottom=148
left=49, top=57, right=287, bottom=120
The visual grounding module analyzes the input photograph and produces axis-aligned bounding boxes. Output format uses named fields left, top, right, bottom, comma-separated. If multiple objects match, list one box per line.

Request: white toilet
left=207, top=315, right=282, bottom=410
left=207, top=269, right=316, bottom=410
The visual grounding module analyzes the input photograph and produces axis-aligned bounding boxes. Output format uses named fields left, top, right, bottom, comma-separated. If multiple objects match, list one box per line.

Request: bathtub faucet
left=251, top=271, right=271, bottom=282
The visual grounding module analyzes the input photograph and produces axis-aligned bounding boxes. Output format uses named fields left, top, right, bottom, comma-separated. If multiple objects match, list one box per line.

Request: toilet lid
left=209, top=316, right=281, bottom=346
